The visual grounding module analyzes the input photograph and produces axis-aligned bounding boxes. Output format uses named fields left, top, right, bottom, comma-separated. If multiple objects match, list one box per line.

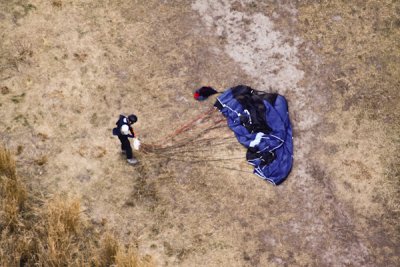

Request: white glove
left=133, top=138, right=141, bottom=150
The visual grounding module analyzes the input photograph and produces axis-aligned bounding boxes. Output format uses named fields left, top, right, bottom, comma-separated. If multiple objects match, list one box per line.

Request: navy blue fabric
left=215, top=87, right=293, bottom=185
left=194, top=86, right=219, bottom=101
left=118, top=135, right=133, bottom=159
left=113, top=115, right=136, bottom=159
left=112, top=115, right=135, bottom=138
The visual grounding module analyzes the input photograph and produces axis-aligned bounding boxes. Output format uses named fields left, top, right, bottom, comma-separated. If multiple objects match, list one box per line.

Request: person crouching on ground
left=113, top=114, right=139, bottom=165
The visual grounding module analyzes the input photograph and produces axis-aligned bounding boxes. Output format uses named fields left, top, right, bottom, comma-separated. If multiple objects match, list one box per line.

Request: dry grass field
left=0, top=0, right=399, bottom=266
left=0, top=146, right=153, bottom=266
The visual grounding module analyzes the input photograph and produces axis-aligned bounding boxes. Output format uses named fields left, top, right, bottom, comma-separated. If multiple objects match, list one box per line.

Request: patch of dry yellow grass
left=299, top=0, right=400, bottom=265
left=298, top=0, right=399, bottom=118
left=0, top=146, right=153, bottom=266
left=299, top=0, right=400, bottom=202
left=0, top=147, right=27, bottom=233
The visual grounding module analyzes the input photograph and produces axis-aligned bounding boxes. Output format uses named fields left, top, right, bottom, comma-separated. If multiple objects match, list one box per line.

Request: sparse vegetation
left=1, top=86, right=10, bottom=94
left=0, top=0, right=398, bottom=265
left=298, top=0, right=400, bottom=214
left=298, top=0, right=400, bottom=262
left=299, top=0, right=399, bottom=120
left=11, top=92, right=25, bottom=103
left=0, top=146, right=153, bottom=266
left=34, top=155, right=48, bottom=166
left=52, top=1, right=63, bottom=8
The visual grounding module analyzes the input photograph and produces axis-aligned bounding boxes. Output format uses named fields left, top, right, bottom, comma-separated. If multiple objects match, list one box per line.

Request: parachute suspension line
left=158, top=139, right=238, bottom=155
left=243, top=109, right=252, bottom=124
left=211, top=165, right=253, bottom=174
left=140, top=100, right=244, bottom=168
left=141, top=107, right=225, bottom=154
left=152, top=153, right=253, bottom=175
left=270, top=134, right=284, bottom=142
left=153, top=123, right=228, bottom=152
left=167, top=107, right=216, bottom=138
left=269, top=142, right=284, bottom=153
left=143, top=86, right=293, bottom=184
left=216, top=98, right=241, bottom=117
left=268, top=134, right=285, bottom=153
left=155, top=153, right=245, bottom=164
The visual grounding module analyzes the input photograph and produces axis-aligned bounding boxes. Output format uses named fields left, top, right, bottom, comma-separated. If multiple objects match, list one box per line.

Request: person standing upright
left=113, top=114, right=139, bottom=165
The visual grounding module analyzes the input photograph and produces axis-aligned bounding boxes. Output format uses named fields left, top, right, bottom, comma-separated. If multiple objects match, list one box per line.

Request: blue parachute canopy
left=214, top=85, right=293, bottom=185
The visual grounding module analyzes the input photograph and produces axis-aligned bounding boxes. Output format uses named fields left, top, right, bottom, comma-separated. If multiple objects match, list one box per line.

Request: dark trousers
left=118, top=135, right=133, bottom=159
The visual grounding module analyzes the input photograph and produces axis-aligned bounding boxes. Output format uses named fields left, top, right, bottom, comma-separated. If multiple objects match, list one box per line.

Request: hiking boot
left=127, top=158, right=139, bottom=165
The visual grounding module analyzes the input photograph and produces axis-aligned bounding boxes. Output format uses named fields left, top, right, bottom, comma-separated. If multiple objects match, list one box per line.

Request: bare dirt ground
left=0, top=0, right=399, bottom=266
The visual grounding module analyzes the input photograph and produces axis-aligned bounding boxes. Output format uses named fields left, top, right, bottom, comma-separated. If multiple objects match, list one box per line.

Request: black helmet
left=128, top=114, right=137, bottom=124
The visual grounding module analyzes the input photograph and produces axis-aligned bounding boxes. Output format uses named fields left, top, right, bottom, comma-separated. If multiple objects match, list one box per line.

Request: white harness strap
left=249, top=132, right=264, bottom=147
left=217, top=98, right=241, bottom=117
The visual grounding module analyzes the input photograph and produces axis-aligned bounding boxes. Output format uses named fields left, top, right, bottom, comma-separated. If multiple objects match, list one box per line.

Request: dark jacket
left=113, top=115, right=135, bottom=138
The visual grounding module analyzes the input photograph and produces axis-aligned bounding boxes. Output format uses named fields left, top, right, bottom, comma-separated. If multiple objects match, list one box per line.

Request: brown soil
left=0, top=0, right=398, bottom=266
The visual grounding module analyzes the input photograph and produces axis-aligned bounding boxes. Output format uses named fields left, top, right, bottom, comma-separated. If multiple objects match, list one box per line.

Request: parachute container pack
left=214, top=85, right=293, bottom=185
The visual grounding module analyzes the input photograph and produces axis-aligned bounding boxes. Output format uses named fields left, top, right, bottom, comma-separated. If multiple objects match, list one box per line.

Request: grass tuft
left=0, top=145, right=153, bottom=266
left=0, top=146, right=17, bottom=179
